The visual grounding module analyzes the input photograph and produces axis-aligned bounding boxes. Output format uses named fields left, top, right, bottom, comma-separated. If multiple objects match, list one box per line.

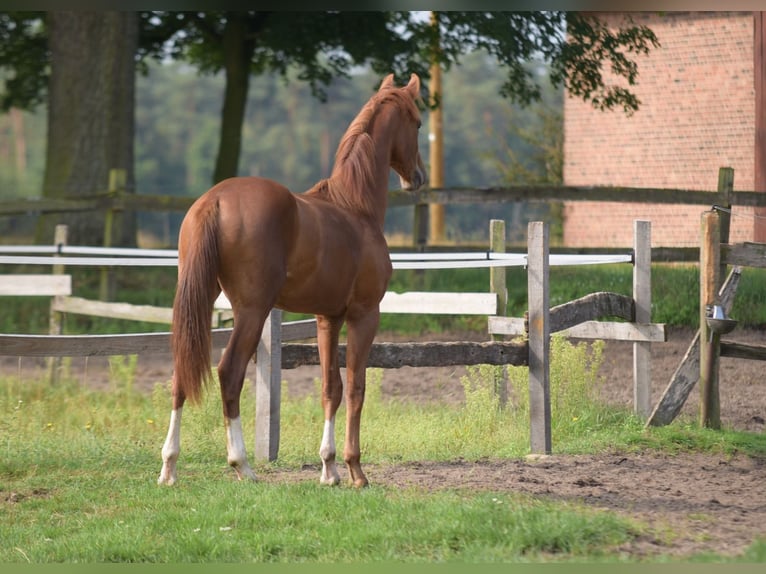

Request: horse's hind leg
left=158, top=383, right=185, bottom=485
left=316, top=315, right=344, bottom=486
left=217, top=312, right=269, bottom=481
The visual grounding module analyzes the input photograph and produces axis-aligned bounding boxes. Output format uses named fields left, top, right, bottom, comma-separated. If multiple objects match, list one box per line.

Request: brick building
left=563, top=11, right=766, bottom=247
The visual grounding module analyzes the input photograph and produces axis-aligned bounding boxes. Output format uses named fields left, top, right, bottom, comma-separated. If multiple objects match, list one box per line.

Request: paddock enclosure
left=0, top=218, right=665, bottom=461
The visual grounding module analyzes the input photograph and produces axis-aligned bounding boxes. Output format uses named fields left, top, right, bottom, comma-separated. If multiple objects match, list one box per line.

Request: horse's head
left=380, top=73, right=427, bottom=191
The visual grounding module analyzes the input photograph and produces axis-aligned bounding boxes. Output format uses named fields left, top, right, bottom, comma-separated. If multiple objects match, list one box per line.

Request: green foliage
left=506, top=336, right=622, bottom=450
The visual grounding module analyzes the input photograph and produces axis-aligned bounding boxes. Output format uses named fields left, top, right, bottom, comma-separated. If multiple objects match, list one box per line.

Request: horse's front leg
left=343, top=309, right=380, bottom=488
left=316, top=315, right=344, bottom=486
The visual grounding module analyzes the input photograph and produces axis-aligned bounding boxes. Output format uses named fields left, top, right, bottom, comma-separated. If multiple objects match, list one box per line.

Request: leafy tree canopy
left=1, top=11, right=659, bottom=114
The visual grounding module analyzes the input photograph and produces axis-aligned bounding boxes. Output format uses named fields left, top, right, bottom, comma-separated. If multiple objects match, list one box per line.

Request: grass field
left=1, top=263, right=766, bottom=563
left=1, top=338, right=764, bottom=563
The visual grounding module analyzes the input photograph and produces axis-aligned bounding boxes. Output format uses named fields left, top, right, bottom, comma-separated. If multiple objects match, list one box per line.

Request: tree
left=0, top=11, right=181, bottom=246
left=35, top=12, right=138, bottom=246
left=145, top=11, right=418, bottom=184
left=153, top=11, right=657, bottom=184
left=0, top=11, right=658, bottom=244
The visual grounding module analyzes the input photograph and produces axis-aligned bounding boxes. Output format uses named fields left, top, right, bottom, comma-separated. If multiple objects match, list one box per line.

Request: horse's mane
left=307, top=85, right=421, bottom=216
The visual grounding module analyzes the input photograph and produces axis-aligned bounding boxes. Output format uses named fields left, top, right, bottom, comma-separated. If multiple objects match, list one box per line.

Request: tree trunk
left=212, top=13, right=255, bottom=184
left=38, top=12, right=137, bottom=246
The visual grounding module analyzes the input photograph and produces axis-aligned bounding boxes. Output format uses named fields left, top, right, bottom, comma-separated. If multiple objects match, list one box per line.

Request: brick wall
left=563, top=12, right=756, bottom=247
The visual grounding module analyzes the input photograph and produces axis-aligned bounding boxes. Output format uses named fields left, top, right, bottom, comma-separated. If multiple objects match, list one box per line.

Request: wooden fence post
left=47, top=224, right=68, bottom=384
left=100, top=168, right=125, bottom=301
left=527, top=221, right=551, bottom=454
left=489, top=219, right=509, bottom=406
left=255, top=308, right=282, bottom=461
left=699, top=210, right=722, bottom=429
left=633, top=220, right=652, bottom=418
left=411, top=203, right=429, bottom=290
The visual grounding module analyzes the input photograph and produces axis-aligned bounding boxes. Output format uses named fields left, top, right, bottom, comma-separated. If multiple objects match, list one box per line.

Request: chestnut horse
left=158, top=73, right=426, bottom=487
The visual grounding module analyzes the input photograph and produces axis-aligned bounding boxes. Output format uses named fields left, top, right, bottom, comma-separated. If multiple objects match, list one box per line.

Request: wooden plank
left=0, top=332, right=172, bottom=357
left=6, top=185, right=766, bottom=220
left=282, top=319, right=317, bottom=341
left=487, top=315, right=665, bottom=343
left=527, top=221, right=551, bottom=455
left=489, top=219, right=507, bottom=317
left=48, top=225, right=68, bottom=384
left=215, top=291, right=498, bottom=316
left=487, top=315, right=526, bottom=336
left=645, top=266, right=741, bottom=427
left=721, top=242, right=766, bottom=269
left=633, top=220, right=652, bottom=418
left=255, top=309, right=281, bottom=462
left=0, top=274, right=72, bottom=296
left=0, top=327, right=229, bottom=357
left=0, top=326, right=528, bottom=371
left=560, top=321, right=666, bottom=342
left=720, top=341, right=766, bottom=361
left=52, top=296, right=174, bottom=324
left=699, top=210, right=721, bottom=429
left=280, top=341, right=528, bottom=369
left=387, top=186, right=766, bottom=208
left=379, top=291, right=497, bottom=315
left=549, top=291, right=634, bottom=332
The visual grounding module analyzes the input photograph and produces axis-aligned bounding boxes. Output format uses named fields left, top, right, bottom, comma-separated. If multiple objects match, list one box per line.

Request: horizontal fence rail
left=2, top=182, right=766, bottom=218
left=0, top=247, right=633, bottom=269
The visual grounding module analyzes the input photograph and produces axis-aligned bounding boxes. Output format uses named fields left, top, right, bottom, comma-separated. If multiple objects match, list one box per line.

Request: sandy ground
left=2, top=326, right=765, bottom=559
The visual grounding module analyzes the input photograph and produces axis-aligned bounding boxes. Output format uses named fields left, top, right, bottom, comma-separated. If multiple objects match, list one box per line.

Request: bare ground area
left=2, top=326, right=765, bottom=559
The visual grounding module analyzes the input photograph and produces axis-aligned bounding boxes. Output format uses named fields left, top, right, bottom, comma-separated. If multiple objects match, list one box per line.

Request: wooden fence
left=647, top=207, right=766, bottom=429
left=1, top=166, right=764, bottom=256
left=0, top=219, right=662, bottom=461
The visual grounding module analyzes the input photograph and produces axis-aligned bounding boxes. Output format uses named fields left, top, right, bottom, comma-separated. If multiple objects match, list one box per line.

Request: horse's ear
left=379, top=74, right=395, bottom=90
left=405, top=73, right=421, bottom=97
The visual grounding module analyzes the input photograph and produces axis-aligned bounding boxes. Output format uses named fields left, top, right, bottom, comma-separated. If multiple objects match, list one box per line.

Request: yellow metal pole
left=428, top=11, right=445, bottom=244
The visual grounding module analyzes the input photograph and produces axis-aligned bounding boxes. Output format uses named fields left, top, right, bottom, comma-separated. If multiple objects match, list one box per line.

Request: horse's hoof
left=350, top=477, right=369, bottom=488
left=157, top=466, right=177, bottom=486
left=320, top=474, right=341, bottom=486
left=234, top=465, right=258, bottom=482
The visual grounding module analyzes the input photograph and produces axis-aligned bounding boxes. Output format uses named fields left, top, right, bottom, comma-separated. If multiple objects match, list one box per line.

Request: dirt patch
left=3, top=326, right=765, bottom=559
left=263, top=452, right=765, bottom=559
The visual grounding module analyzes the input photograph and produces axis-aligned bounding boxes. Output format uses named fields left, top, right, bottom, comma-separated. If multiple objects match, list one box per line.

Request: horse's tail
left=171, top=200, right=221, bottom=405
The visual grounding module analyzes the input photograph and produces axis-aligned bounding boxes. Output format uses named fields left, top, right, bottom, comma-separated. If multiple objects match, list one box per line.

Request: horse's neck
left=330, top=122, right=393, bottom=226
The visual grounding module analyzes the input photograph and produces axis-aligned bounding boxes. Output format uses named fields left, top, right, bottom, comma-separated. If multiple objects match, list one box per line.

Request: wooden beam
left=255, top=309, right=281, bottom=462
left=216, top=291, right=499, bottom=317
left=699, top=210, right=721, bottom=429
left=549, top=291, right=634, bottom=332
left=487, top=315, right=665, bottom=342
left=52, top=296, right=173, bottom=324
left=633, top=220, right=652, bottom=418
left=280, top=340, right=528, bottom=370
left=720, top=340, right=766, bottom=360
left=560, top=321, right=665, bottom=342
left=527, top=221, right=551, bottom=455
left=645, top=266, right=741, bottom=427
left=721, top=242, right=766, bottom=268
left=0, top=274, right=71, bottom=296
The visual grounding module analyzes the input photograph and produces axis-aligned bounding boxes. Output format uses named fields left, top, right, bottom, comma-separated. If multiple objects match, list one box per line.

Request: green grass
left=2, top=264, right=766, bottom=562
left=2, top=337, right=764, bottom=563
